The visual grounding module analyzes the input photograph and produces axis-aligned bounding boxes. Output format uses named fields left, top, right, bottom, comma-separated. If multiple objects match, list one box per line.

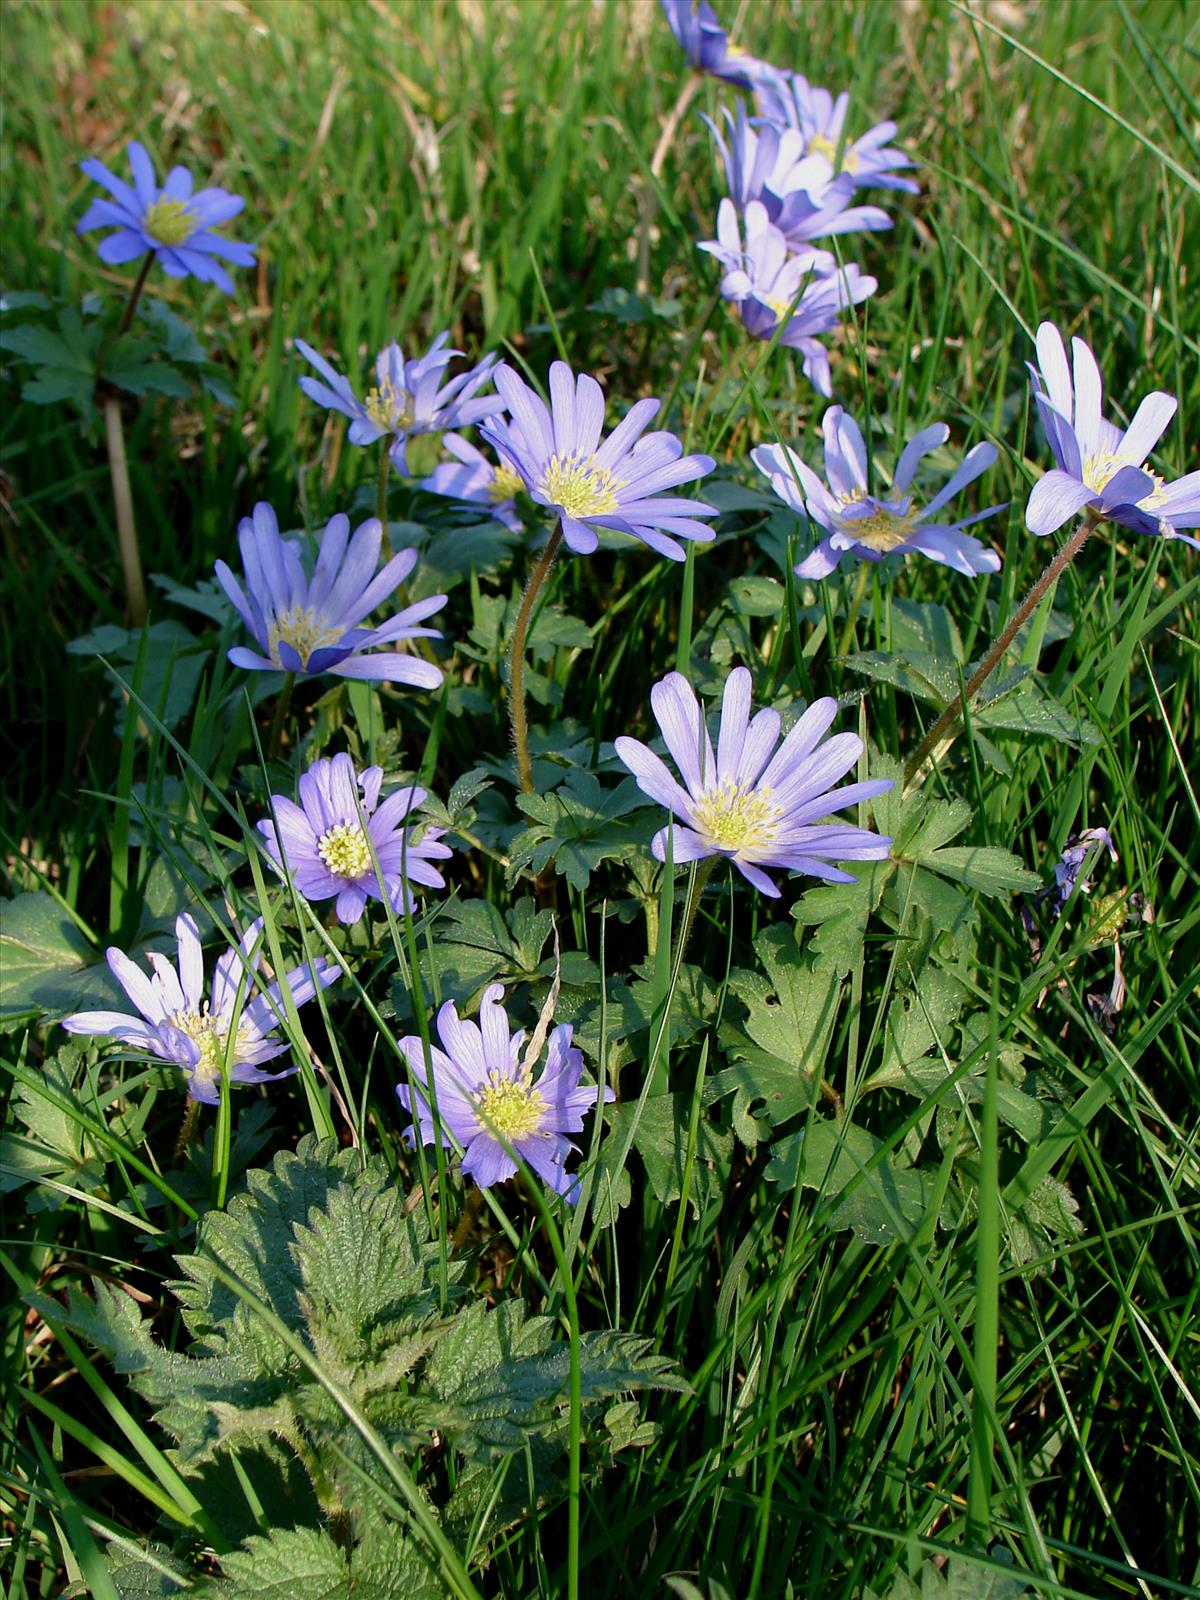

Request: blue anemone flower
left=754, top=407, right=1005, bottom=579
left=480, top=361, right=717, bottom=560
left=215, top=502, right=446, bottom=687
left=76, top=140, right=256, bottom=293
left=295, top=334, right=504, bottom=473
left=659, top=0, right=778, bottom=88
left=756, top=74, right=918, bottom=195
left=1025, top=322, right=1200, bottom=545
left=420, top=433, right=526, bottom=533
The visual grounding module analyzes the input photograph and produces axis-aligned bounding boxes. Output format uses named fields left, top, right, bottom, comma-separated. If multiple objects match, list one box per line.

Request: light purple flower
left=396, top=982, right=613, bottom=1201
left=699, top=200, right=876, bottom=396
left=420, top=431, right=524, bottom=533
left=215, top=501, right=446, bottom=686
left=1053, top=826, right=1118, bottom=913
left=480, top=361, right=717, bottom=560
left=62, top=914, right=337, bottom=1106
left=659, top=0, right=778, bottom=88
left=1025, top=322, right=1199, bottom=545
left=614, top=667, right=892, bottom=896
left=295, top=333, right=503, bottom=473
left=705, top=104, right=892, bottom=245
left=756, top=73, right=918, bottom=195
left=258, top=752, right=452, bottom=926
left=754, top=407, right=1005, bottom=579
left=76, top=140, right=256, bottom=293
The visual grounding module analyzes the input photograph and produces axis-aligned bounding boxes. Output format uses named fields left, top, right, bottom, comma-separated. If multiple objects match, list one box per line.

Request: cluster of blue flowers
left=63, top=5, right=1194, bottom=1205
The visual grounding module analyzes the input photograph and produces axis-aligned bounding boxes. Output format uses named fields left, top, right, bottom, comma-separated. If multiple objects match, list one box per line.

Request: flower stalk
left=904, top=509, right=1102, bottom=791
left=103, top=394, right=148, bottom=627
left=509, top=524, right=564, bottom=793
left=267, top=672, right=296, bottom=763
left=376, top=446, right=392, bottom=556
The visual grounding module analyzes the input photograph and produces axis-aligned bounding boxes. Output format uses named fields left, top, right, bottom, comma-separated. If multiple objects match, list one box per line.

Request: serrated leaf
left=508, top=771, right=658, bottom=892
left=0, top=1048, right=107, bottom=1207
left=766, top=1119, right=934, bottom=1243
left=592, top=1094, right=732, bottom=1217
left=0, top=893, right=111, bottom=1020
left=22, top=369, right=95, bottom=406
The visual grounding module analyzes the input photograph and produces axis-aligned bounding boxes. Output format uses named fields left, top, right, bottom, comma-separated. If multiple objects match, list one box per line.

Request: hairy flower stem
left=636, top=70, right=702, bottom=294
left=103, top=395, right=148, bottom=627
left=267, top=672, right=296, bottom=763
left=173, top=1097, right=201, bottom=1163
left=836, top=561, right=873, bottom=658
left=903, top=510, right=1101, bottom=792
left=673, top=855, right=719, bottom=969
left=510, top=525, right=564, bottom=794
left=376, top=446, right=392, bottom=556
left=116, top=253, right=155, bottom=338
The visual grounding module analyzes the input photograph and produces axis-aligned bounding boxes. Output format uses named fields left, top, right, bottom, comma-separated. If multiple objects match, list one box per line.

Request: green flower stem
left=116, top=252, right=155, bottom=338
left=903, top=509, right=1101, bottom=791
left=267, top=671, right=296, bottom=763
left=836, top=561, right=872, bottom=659
left=173, top=1096, right=201, bottom=1164
left=376, top=446, right=392, bottom=556
left=102, top=395, right=148, bottom=627
left=509, top=524, right=564, bottom=793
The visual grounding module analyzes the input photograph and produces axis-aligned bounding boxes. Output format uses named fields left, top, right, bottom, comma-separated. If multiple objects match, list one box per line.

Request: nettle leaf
left=766, top=1119, right=935, bottom=1244
left=714, top=925, right=843, bottom=1143
left=0, top=1046, right=107, bottom=1208
left=507, top=771, right=658, bottom=893
left=196, top=1522, right=443, bottom=1600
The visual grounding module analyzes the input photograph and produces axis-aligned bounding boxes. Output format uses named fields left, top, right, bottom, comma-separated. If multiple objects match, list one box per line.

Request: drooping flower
left=754, top=407, right=1005, bottom=579
left=295, top=333, right=504, bottom=473
left=659, top=0, right=778, bottom=88
left=215, top=501, right=446, bottom=686
left=480, top=361, right=717, bottom=560
left=76, top=140, right=256, bottom=293
left=756, top=73, right=918, bottom=195
left=1025, top=322, right=1199, bottom=544
left=62, top=914, right=337, bottom=1106
left=258, top=752, right=452, bottom=926
left=396, top=982, right=613, bottom=1201
left=705, top=104, right=892, bottom=245
left=614, top=667, right=892, bottom=896
left=420, top=431, right=525, bottom=533
left=1053, top=827, right=1118, bottom=913
left=700, top=201, right=876, bottom=396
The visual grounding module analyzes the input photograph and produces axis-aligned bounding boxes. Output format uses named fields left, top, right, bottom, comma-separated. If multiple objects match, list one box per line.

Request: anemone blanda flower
left=62, top=914, right=337, bottom=1106
left=754, top=407, right=1005, bottom=580
left=614, top=667, right=892, bottom=896
left=1053, top=826, right=1118, bottom=913
left=76, top=140, right=256, bottom=293
left=659, top=0, right=778, bottom=88
left=756, top=73, right=918, bottom=195
left=699, top=201, right=876, bottom=397
left=705, top=104, right=892, bottom=245
left=396, top=982, right=613, bottom=1201
left=1025, top=322, right=1200, bottom=545
left=295, top=333, right=503, bottom=474
left=420, top=431, right=525, bottom=533
left=480, top=361, right=717, bottom=560
left=258, top=752, right=452, bottom=926
left=215, top=502, right=445, bottom=686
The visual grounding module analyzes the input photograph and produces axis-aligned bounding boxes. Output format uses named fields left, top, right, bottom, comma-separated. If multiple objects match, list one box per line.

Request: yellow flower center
left=142, top=197, right=195, bottom=246
left=1081, top=451, right=1165, bottom=504
left=476, top=1075, right=548, bottom=1142
left=266, top=606, right=342, bottom=669
left=692, top=782, right=782, bottom=852
left=364, top=378, right=415, bottom=432
left=489, top=461, right=524, bottom=503
left=172, top=1006, right=253, bottom=1088
left=317, top=823, right=374, bottom=879
left=845, top=509, right=914, bottom=552
left=807, top=132, right=860, bottom=174
left=541, top=453, right=623, bottom=519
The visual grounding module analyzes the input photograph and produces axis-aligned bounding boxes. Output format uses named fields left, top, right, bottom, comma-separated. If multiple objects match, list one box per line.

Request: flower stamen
left=266, top=606, right=342, bottom=669
left=476, top=1074, right=548, bottom=1141
left=317, top=824, right=374, bottom=880
left=693, top=781, right=782, bottom=852
left=364, top=378, right=415, bottom=432
left=541, top=453, right=623, bottom=518
left=142, top=197, right=195, bottom=246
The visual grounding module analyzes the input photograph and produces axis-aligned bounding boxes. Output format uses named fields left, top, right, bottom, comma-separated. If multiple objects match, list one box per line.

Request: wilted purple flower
left=258, top=752, right=452, bottom=926
left=700, top=200, right=876, bottom=396
left=1053, top=827, right=1118, bottom=912
left=659, top=0, right=778, bottom=88
left=396, top=982, right=613, bottom=1201
left=76, top=140, right=256, bottom=293
left=420, top=431, right=525, bottom=533
left=1025, top=322, right=1199, bottom=544
left=480, top=361, right=717, bottom=560
left=756, top=73, right=918, bottom=194
left=215, top=502, right=445, bottom=687
left=754, top=407, right=1005, bottom=579
left=295, top=333, right=503, bottom=474
left=614, top=667, right=892, bottom=896
left=705, top=104, right=892, bottom=245
left=62, top=914, right=337, bottom=1106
